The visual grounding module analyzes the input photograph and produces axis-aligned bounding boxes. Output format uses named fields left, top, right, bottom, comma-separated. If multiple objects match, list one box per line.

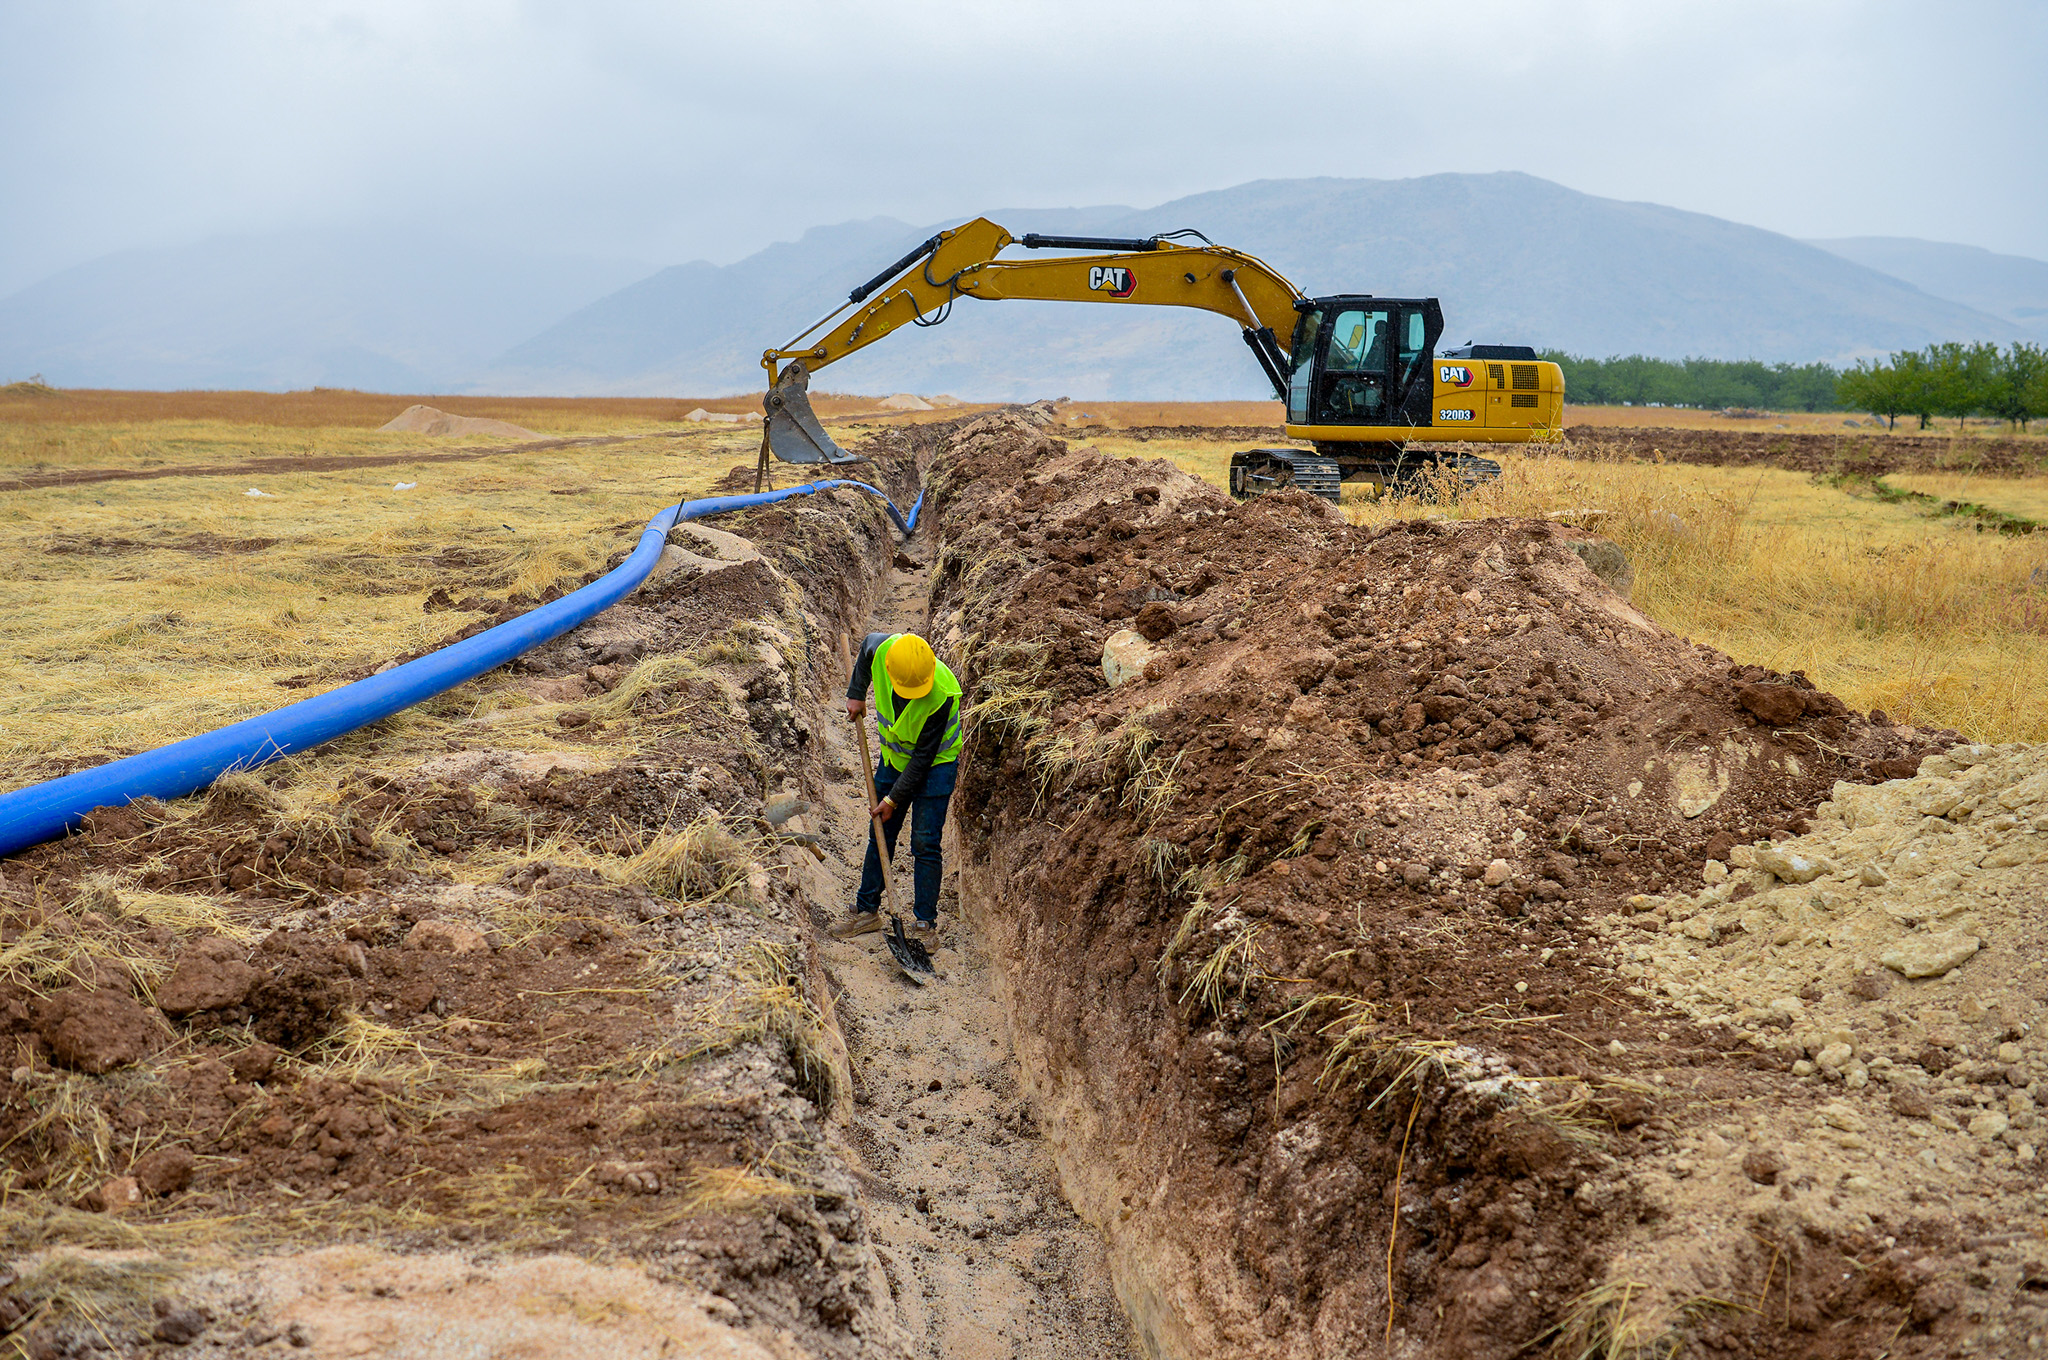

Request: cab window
left=1325, top=310, right=1388, bottom=372
left=1394, top=308, right=1429, bottom=393
left=1313, top=308, right=1392, bottom=422
left=1286, top=309, right=1320, bottom=424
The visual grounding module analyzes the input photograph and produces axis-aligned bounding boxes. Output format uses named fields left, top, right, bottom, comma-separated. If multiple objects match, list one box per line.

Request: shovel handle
left=848, top=642, right=907, bottom=922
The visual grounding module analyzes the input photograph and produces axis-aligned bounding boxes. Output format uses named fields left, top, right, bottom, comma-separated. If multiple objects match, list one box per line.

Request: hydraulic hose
left=0, top=477, right=912, bottom=859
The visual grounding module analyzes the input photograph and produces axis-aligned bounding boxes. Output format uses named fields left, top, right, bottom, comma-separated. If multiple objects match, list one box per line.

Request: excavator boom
left=761, top=218, right=1304, bottom=464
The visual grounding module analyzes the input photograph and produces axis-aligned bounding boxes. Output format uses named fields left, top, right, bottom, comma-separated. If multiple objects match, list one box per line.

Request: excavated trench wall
left=917, top=411, right=1965, bottom=1359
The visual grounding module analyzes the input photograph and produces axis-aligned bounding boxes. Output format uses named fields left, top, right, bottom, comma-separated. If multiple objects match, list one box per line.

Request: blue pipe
left=0, top=477, right=912, bottom=859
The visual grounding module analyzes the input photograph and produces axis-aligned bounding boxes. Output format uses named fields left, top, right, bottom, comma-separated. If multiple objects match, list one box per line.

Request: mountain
left=1806, top=236, right=2048, bottom=340
left=483, top=173, right=2026, bottom=400
left=4, top=177, right=2028, bottom=397
left=0, top=230, right=652, bottom=391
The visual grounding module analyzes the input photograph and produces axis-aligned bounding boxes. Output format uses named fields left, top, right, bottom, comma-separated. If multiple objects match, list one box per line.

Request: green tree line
left=1542, top=343, right=2048, bottom=431
left=1836, top=342, right=2048, bottom=431
left=1539, top=352, right=1845, bottom=411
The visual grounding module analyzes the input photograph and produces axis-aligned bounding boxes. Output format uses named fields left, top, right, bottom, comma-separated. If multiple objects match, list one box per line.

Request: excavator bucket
left=764, top=363, right=864, bottom=466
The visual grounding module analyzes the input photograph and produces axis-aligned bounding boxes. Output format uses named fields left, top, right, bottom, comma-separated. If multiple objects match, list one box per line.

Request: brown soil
left=1564, top=426, right=2048, bottom=476
left=901, top=407, right=2033, bottom=1358
left=0, top=467, right=926, bottom=1355
left=0, top=427, right=1142, bottom=1359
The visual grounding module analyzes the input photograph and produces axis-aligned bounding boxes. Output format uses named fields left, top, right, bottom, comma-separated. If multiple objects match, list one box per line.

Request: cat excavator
left=758, top=216, right=1563, bottom=501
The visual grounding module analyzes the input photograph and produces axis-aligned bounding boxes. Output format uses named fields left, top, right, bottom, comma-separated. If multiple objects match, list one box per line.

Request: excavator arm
left=761, top=217, right=1306, bottom=464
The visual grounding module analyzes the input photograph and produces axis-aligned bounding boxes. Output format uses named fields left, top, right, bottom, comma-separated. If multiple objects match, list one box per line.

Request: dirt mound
left=1566, top=425, right=2048, bottom=476
left=877, top=393, right=934, bottom=411
left=379, top=405, right=539, bottom=439
left=915, top=411, right=2009, bottom=1357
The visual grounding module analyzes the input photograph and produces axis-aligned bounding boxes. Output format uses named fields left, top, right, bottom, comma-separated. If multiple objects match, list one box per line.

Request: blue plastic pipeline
left=0, top=477, right=911, bottom=858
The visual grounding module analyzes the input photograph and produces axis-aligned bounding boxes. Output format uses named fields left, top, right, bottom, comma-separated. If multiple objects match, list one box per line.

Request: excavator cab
left=1234, top=295, right=1508, bottom=503
left=1284, top=297, right=1443, bottom=428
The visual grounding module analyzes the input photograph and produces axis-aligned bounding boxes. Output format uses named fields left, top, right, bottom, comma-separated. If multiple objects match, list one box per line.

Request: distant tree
left=1544, top=352, right=1845, bottom=411
left=1923, top=341, right=2003, bottom=430
left=2028, top=348, right=2048, bottom=432
left=1986, top=342, right=2048, bottom=432
left=1838, top=357, right=1916, bottom=429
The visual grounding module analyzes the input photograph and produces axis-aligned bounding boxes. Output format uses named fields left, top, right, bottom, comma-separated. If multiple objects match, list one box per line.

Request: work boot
left=907, top=918, right=938, bottom=938
left=829, top=911, right=882, bottom=940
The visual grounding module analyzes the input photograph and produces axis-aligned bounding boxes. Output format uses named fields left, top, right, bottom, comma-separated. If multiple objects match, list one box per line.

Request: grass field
left=3, top=400, right=2042, bottom=794
left=0, top=420, right=773, bottom=787
left=1102, top=435, right=2048, bottom=743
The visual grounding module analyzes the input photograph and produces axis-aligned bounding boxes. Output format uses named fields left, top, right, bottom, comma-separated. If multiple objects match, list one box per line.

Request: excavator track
left=1229, top=448, right=1343, bottom=502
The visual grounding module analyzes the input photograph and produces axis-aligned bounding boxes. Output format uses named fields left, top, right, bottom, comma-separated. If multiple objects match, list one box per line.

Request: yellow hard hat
left=884, top=634, right=936, bottom=698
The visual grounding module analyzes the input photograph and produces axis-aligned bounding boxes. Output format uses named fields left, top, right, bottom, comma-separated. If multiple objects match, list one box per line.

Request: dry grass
left=0, top=422, right=767, bottom=788
left=1123, top=436, right=2048, bottom=743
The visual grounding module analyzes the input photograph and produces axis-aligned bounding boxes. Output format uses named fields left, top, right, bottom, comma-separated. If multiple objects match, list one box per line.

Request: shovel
left=845, top=638, right=936, bottom=984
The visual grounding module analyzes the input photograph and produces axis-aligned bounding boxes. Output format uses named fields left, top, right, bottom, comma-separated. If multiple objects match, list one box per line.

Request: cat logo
left=1088, top=265, right=1136, bottom=298
left=1439, top=364, right=1473, bottom=388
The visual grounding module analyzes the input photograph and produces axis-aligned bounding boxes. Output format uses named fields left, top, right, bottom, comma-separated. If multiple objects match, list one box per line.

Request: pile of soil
left=378, top=405, right=538, bottom=440
left=912, top=408, right=2031, bottom=1357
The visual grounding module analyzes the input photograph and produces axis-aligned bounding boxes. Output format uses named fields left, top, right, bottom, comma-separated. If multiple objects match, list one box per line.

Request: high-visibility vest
left=872, top=636, right=964, bottom=771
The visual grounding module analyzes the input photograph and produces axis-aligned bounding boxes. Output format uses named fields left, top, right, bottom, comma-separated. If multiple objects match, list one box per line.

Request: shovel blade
left=765, top=363, right=864, bottom=466
left=886, top=917, right=937, bottom=982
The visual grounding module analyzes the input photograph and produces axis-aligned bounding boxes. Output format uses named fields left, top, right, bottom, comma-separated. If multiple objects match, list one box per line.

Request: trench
left=788, top=533, right=1141, bottom=1358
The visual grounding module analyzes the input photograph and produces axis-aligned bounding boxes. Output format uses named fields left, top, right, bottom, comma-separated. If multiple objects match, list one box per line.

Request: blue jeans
left=854, top=759, right=955, bottom=923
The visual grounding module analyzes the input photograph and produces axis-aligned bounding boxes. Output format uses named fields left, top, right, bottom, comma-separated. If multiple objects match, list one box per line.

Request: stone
left=1482, top=859, right=1512, bottom=887
left=1735, top=684, right=1806, bottom=726
left=1816, top=1042, right=1853, bottom=1070
left=152, top=1306, right=208, bottom=1346
left=155, top=938, right=259, bottom=1017
left=1889, top=1089, right=1932, bottom=1119
left=1100, top=629, right=1159, bottom=688
left=1997, top=1042, right=2025, bottom=1064
left=1741, top=1148, right=1787, bottom=1185
left=131, top=1146, right=195, bottom=1197
left=404, top=920, right=490, bottom=955
left=1565, top=538, right=1634, bottom=596
left=32, top=989, right=166, bottom=1074
left=228, top=1042, right=281, bottom=1083
left=1845, top=971, right=1891, bottom=1001
left=1858, top=863, right=1888, bottom=887
left=1968, top=1110, right=2010, bottom=1141
left=1133, top=602, right=1179, bottom=642
left=96, top=1175, right=143, bottom=1213
left=1880, top=932, right=1980, bottom=979
left=1753, top=847, right=1831, bottom=883
left=1819, top=1102, right=1865, bottom=1132
left=1400, top=862, right=1431, bottom=888
left=1701, top=860, right=1728, bottom=884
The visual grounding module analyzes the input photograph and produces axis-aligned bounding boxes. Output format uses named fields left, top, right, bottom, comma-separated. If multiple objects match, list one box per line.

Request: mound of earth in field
left=1565, top=425, right=2048, bottom=476
left=878, top=393, right=934, bottom=412
left=910, top=407, right=2037, bottom=1358
left=379, top=404, right=538, bottom=439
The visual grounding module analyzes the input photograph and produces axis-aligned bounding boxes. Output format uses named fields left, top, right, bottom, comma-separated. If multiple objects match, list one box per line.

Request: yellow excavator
left=759, top=216, right=1563, bottom=500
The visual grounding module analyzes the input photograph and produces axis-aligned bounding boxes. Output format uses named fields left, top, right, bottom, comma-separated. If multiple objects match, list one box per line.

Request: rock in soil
left=33, top=988, right=166, bottom=1073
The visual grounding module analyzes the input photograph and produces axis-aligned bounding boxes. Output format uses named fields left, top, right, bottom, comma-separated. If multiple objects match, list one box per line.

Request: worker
left=831, top=631, right=962, bottom=939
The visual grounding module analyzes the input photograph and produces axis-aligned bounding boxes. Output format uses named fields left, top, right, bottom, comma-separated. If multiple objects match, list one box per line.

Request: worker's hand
left=869, top=797, right=894, bottom=821
left=845, top=698, right=866, bottom=720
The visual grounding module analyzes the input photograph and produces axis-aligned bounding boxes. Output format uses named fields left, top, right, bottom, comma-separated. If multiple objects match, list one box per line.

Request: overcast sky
left=4, top=0, right=2045, bottom=297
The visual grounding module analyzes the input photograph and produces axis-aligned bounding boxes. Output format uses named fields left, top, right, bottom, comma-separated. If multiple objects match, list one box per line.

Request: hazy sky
left=4, top=0, right=2045, bottom=297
